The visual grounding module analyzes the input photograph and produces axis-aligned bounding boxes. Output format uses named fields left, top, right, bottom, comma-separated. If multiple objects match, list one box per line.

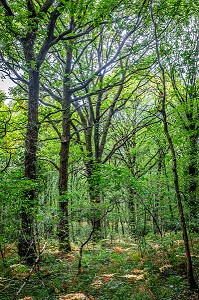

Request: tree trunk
left=128, top=187, right=136, bottom=235
left=151, top=3, right=197, bottom=286
left=161, top=67, right=197, bottom=288
left=86, top=161, right=102, bottom=240
left=58, top=46, right=72, bottom=252
left=153, top=149, right=164, bottom=234
left=18, top=68, right=39, bottom=264
left=162, top=110, right=197, bottom=288
left=1, top=0, right=63, bottom=263
left=187, top=131, right=198, bottom=232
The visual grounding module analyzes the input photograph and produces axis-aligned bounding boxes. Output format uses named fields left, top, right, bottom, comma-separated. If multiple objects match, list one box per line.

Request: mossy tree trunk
left=58, top=45, right=73, bottom=252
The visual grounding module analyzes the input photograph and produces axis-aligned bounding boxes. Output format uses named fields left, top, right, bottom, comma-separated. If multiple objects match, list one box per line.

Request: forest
left=0, top=0, right=198, bottom=299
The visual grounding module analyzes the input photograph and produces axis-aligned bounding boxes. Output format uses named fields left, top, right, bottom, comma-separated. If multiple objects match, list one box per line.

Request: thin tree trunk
left=162, top=108, right=197, bottom=288
left=150, top=0, right=197, bottom=288
left=153, top=149, right=164, bottom=234
left=58, top=46, right=72, bottom=252
left=187, top=132, right=198, bottom=232
left=128, top=187, right=136, bottom=235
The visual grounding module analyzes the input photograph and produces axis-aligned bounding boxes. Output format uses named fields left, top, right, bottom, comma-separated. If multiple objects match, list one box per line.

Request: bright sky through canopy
left=0, top=75, right=16, bottom=95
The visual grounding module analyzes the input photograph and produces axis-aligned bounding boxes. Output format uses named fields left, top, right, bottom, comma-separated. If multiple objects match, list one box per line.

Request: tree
left=0, top=0, right=80, bottom=263
left=38, top=0, right=151, bottom=242
left=70, top=3, right=152, bottom=237
left=167, top=22, right=199, bottom=232
left=150, top=0, right=197, bottom=288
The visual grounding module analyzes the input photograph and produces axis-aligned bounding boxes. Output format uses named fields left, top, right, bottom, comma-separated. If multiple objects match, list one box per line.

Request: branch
left=38, top=158, right=59, bottom=171
left=135, top=150, right=163, bottom=178
left=0, top=52, right=28, bottom=85
left=40, top=82, right=62, bottom=102
left=71, top=0, right=146, bottom=93
left=60, top=25, right=94, bottom=42
left=40, top=0, right=55, bottom=13
left=0, top=106, right=12, bottom=138
left=45, top=115, right=61, bottom=139
left=0, top=0, right=14, bottom=16
left=26, top=0, right=37, bottom=17
left=137, top=194, right=163, bottom=236
left=39, top=98, right=61, bottom=110
left=77, top=224, right=95, bottom=275
left=0, top=153, right=11, bottom=172
left=102, top=118, right=159, bottom=163
left=37, top=2, right=66, bottom=68
left=15, top=243, right=47, bottom=298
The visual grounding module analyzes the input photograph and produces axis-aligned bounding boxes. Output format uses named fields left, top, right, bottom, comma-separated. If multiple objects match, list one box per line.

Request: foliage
left=0, top=234, right=198, bottom=299
left=0, top=0, right=198, bottom=295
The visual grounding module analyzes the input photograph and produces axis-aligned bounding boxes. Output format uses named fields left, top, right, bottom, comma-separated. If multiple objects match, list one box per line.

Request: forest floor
left=0, top=233, right=199, bottom=300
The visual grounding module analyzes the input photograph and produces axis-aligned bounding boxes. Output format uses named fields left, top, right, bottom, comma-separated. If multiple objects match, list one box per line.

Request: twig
left=77, top=204, right=113, bottom=275
left=78, top=226, right=96, bottom=275
left=15, top=242, right=47, bottom=299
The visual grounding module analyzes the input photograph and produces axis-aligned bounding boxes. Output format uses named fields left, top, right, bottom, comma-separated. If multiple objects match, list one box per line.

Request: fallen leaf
left=112, top=246, right=125, bottom=254
left=62, top=281, right=68, bottom=290
left=131, top=269, right=145, bottom=274
left=159, top=264, right=173, bottom=273
left=175, top=240, right=184, bottom=246
left=66, top=255, right=76, bottom=262
left=119, top=274, right=145, bottom=282
left=91, top=280, right=103, bottom=288
left=99, top=273, right=115, bottom=278
left=153, top=244, right=160, bottom=250
left=0, top=277, right=7, bottom=281
left=58, top=293, right=92, bottom=300
left=99, top=265, right=108, bottom=272
left=99, top=273, right=115, bottom=282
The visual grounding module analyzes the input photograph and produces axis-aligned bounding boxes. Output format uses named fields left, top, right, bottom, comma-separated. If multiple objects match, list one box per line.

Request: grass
left=0, top=233, right=199, bottom=300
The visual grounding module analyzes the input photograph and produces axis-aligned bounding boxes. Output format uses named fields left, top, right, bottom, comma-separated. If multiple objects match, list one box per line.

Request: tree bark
left=86, top=160, right=102, bottom=240
left=18, top=68, right=39, bottom=264
left=162, top=108, right=197, bottom=289
left=1, top=0, right=69, bottom=262
left=58, top=46, right=72, bottom=252
left=186, top=128, right=198, bottom=232
left=128, top=187, right=136, bottom=235
left=153, top=149, right=164, bottom=234
left=18, top=25, right=39, bottom=262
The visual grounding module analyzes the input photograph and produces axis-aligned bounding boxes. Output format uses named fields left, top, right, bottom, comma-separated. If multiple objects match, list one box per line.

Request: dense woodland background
left=0, top=0, right=199, bottom=299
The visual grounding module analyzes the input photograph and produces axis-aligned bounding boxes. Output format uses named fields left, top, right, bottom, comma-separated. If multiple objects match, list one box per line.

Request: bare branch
left=0, top=0, right=14, bottom=16
left=16, top=243, right=47, bottom=298
left=40, top=0, right=55, bottom=13
left=1, top=153, right=11, bottom=172
left=39, top=158, right=59, bottom=171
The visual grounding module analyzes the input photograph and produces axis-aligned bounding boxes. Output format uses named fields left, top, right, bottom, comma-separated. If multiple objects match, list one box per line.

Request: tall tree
left=70, top=2, right=152, bottom=237
left=0, top=0, right=78, bottom=262
left=150, top=0, right=197, bottom=288
left=167, top=22, right=199, bottom=232
left=39, top=0, right=151, bottom=241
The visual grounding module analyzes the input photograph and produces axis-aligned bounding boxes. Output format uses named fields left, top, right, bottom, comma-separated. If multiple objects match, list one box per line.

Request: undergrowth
left=0, top=233, right=198, bottom=300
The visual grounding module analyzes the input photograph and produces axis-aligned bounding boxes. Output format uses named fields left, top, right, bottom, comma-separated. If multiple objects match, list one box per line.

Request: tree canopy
left=0, top=0, right=198, bottom=298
